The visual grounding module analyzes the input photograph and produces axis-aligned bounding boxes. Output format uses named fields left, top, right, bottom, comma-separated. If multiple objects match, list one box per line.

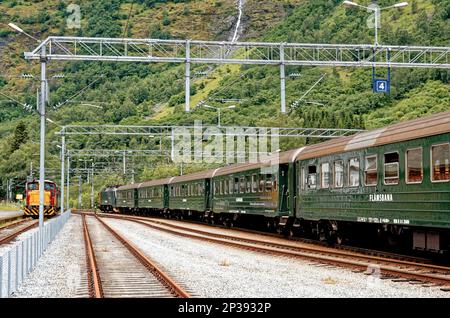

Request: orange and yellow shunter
left=23, top=180, right=60, bottom=218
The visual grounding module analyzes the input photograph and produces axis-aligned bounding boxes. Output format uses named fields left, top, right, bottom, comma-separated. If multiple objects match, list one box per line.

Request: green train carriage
left=103, top=111, right=450, bottom=254
left=137, top=178, right=173, bottom=213
left=294, top=112, right=450, bottom=252
left=167, top=170, right=214, bottom=219
left=98, top=186, right=120, bottom=212
left=210, top=149, right=302, bottom=228
left=116, top=184, right=138, bottom=213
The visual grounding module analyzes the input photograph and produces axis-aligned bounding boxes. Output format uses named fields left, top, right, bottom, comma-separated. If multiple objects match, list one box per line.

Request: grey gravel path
left=11, top=215, right=86, bottom=298
left=9, top=215, right=450, bottom=298
left=103, top=218, right=450, bottom=298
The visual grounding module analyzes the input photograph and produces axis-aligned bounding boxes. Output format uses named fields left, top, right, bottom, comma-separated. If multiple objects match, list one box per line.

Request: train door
left=204, top=179, right=211, bottom=211
left=163, top=185, right=169, bottom=210
left=278, top=164, right=290, bottom=213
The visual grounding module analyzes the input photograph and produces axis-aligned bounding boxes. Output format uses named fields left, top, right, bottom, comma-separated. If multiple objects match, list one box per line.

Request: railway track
left=0, top=219, right=38, bottom=245
left=95, top=212, right=450, bottom=291
left=81, top=214, right=190, bottom=298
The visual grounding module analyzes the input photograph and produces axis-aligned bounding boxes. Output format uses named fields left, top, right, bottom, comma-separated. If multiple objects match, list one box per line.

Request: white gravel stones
left=11, top=215, right=86, bottom=298
left=103, top=218, right=450, bottom=298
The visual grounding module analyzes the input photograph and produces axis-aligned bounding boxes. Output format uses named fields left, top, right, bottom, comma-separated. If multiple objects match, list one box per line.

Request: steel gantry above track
left=67, top=149, right=170, bottom=157
left=59, top=124, right=363, bottom=138
left=24, top=36, right=450, bottom=113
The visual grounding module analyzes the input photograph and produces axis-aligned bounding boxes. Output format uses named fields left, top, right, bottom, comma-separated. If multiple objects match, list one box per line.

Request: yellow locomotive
left=23, top=180, right=60, bottom=218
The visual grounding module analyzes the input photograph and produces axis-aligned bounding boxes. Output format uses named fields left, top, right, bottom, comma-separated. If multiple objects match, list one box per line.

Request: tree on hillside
left=9, top=121, right=28, bottom=153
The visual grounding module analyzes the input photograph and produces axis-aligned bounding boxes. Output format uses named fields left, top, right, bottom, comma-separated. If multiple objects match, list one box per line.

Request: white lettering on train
left=369, top=193, right=393, bottom=202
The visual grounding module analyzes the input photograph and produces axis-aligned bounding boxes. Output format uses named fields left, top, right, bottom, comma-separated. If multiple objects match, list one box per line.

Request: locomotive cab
left=24, top=180, right=59, bottom=218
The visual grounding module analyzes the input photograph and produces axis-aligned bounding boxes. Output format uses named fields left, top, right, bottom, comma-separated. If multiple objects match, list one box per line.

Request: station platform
left=0, top=210, right=24, bottom=226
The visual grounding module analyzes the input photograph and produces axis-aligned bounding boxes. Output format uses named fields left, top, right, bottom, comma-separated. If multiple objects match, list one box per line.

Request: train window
left=223, top=180, right=228, bottom=194
left=307, top=166, right=317, bottom=190
left=259, top=175, right=265, bottom=192
left=333, top=161, right=344, bottom=188
left=246, top=176, right=251, bottom=193
left=406, top=148, right=423, bottom=184
left=265, top=174, right=273, bottom=192
left=240, top=177, right=246, bottom=193
left=365, top=155, right=378, bottom=186
left=384, top=152, right=399, bottom=185
left=44, top=183, right=55, bottom=190
left=235, top=179, right=239, bottom=194
left=431, top=143, right=450, bottom=182
left=348, top=158, right=360, bottom=187
left=229, top=178, right=233, bottom=194
left=251, top=174, right=258, bottom=193
left=300, top=167, right=306, bottom=190
left=273, top=178, right=278, bottom=191
left=321, top=163, right=330, bottom=188
left=221, top=180, right=225, bottom=195
left=27, top=183, right=39, bottom=190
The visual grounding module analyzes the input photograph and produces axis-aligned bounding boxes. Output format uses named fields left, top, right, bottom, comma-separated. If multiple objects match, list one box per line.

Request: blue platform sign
left=374, top=79, right=390, bottom=93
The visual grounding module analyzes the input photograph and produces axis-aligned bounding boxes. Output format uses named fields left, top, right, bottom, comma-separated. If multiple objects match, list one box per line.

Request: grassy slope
left=0, top=0, right=448, bottom=203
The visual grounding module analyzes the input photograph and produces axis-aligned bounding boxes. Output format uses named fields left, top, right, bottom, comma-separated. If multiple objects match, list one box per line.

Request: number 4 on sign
left=374, top=79, right=390, bottom=93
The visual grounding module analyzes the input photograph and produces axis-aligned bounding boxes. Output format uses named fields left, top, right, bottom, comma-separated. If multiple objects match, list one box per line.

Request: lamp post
left=9, top=23, right=47, bottom=231
left=343, top=1, right=408, bottom=46
left=202, top=104, right=236, bottom=127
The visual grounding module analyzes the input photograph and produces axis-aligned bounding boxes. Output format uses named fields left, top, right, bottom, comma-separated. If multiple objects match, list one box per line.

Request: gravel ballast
left=103, top=218, right=450, bottom=298
left=11, top=215, right=86, bottom=298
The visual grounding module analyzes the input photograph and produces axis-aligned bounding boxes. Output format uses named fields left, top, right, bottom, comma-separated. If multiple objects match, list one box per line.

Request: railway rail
left=89, top=212, right=450, bottom=291
left=80, top=213, right=190, bottom=298
left=0, top=219, right=38, bottom=245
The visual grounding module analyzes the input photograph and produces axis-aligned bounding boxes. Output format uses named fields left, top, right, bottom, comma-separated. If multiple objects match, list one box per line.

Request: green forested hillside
left=0, top=0, right=448, bottom=205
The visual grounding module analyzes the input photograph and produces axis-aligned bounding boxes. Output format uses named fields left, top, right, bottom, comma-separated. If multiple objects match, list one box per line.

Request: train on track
left=24, top=179, right=60, bottom=218
left=99, top=111, right=450, bottom=255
